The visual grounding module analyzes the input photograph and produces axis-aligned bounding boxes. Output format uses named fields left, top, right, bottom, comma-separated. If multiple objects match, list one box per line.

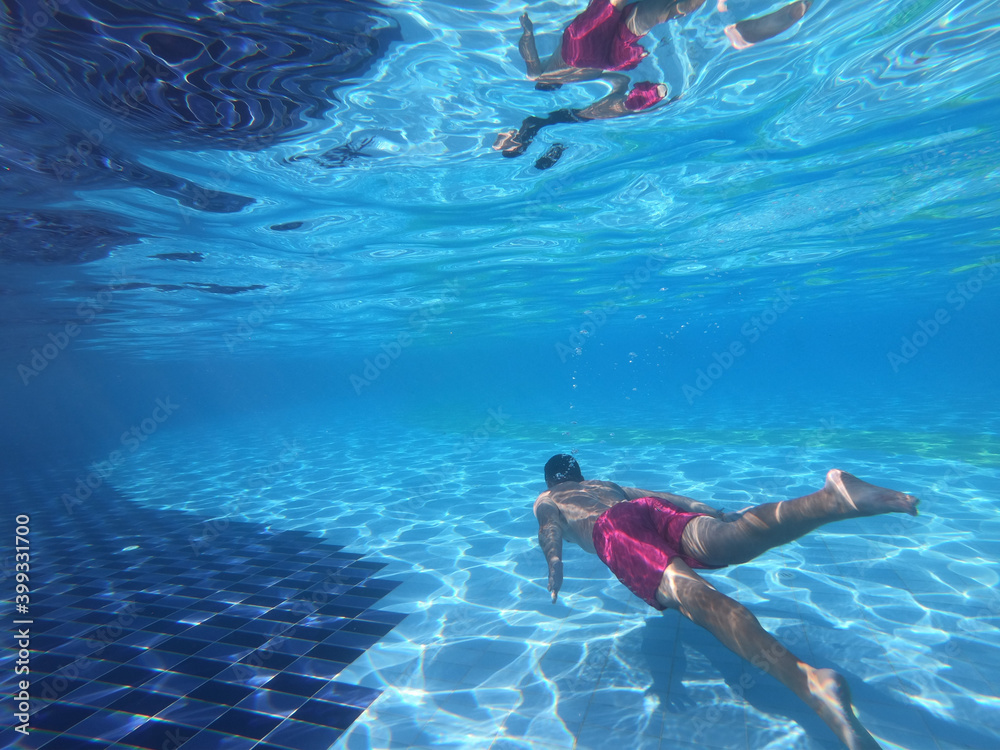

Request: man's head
left=544, top=454, right=583, bottom=488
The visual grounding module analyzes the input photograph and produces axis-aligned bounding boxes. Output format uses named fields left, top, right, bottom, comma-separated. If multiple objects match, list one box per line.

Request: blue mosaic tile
left=169, top=656, right=232, bottom=679
left=208, top=707, right=284, bottom=739
left=10, top=482, right=405, bottom=748
left=174, top=729, right=259, bottom=750
left=238, top=649, right=301, bottom=670
left=106, top=689, right=179, bottom=716
left=29, top=704, right=97, bottom=732
left=39, top=735, right=110, bottom=749
left=236, top=687, right=309, bottom=717
left=341, top=619, right=396, bottom=636
left=135, top=671, right=207, bottom=697
left=264, top=673, right=330, bottom=697
left=289, top=698, right=363, bottom=729
left=313, top=681, right=381, bottom=708
left=209, top=662, right=280, bottom=685
left=67, top=710, right=146, bottom=745
left=188, top=680, right=256, bottom=706
left=94, top=644, right=146, bottom=663
left=284, top=657, right=347, bottom=680
left=322, top=630, right=380, bottom=649
left=157, top=636, right=211, bottom=655
left=31, top=653, right=80, bottom=674
left=305, top=643, right=364, bottom=664
left=154, top=696, right=230, bottom=728
left=118, top=718, right=200, bottom=749
left=125, top=650, right=187, bottom=671
left=62, top=680, right=130, bottom=709
left=260, top=718, right=344, bottom=750
left=97, top=664, right=160, bottom=687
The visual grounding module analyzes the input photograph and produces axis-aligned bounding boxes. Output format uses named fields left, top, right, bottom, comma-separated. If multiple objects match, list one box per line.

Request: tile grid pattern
left=1, top=486, right=405, bottom=750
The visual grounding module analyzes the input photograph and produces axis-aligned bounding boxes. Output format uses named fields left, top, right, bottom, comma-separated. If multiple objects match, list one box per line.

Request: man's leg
left=725, top=1, right=811, bottom=49
left=493, top=109, right=582, bottom=157
left=656, top=558, right=883, bottom=750
left=626, top=0, right=707, bottom=36
left=683, top=469, right=919, bottom=567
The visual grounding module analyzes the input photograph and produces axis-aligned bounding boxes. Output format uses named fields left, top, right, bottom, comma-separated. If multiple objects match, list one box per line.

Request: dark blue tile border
left=3, top=479, right=406, bottom=749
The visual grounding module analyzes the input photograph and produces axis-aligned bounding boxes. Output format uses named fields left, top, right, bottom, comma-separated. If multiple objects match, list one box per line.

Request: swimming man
left=495, top=0, right=812, bottom=163
left=534, top=454, right=920, bottom=749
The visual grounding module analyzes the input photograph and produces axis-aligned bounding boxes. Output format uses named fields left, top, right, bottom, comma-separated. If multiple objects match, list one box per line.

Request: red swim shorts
left=562, top=0, right=647, bottom=71
left=593, top=496, right=723, bottom=610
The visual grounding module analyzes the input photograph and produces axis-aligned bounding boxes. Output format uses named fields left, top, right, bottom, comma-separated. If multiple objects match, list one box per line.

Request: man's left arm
left=622, top=486, right=725, bottom=518
left=535, top=501, right=564, bottom=602
left=518, top=13, right=543, bottom=79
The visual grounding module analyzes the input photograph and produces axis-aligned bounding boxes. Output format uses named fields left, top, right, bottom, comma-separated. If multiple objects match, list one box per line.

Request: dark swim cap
left=544, top=454, right=583, bottom=485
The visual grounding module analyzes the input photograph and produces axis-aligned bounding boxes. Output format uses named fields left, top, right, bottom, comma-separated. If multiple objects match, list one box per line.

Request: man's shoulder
left=540, top=480, right=628, bottom=506
left=583, top=479, right=626, bottom=493
left=533, top=491, right=565, bottom=522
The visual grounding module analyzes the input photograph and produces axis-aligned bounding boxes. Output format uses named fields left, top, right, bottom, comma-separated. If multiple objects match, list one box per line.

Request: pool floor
left=8, top=408, right=999, bottom=749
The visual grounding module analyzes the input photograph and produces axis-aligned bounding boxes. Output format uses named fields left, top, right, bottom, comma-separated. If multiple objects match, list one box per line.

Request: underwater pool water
left=2, top=0, right=999, bottom=748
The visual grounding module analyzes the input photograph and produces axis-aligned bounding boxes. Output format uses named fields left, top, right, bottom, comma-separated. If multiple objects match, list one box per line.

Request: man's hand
left=547, top=557, right=563, bottom=603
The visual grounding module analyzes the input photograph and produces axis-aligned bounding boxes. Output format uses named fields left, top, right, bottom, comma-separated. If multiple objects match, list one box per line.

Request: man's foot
left=726, top=0, right=811, bottom=49
left=805, top=667, right=883, bottom=750
left=534, top=143, right=565, bottom=170
left=825, top=469, right=920, bottom=517
left=493, top=130, right=519, bottom=151
left=493, top=130, right=528, bottom=157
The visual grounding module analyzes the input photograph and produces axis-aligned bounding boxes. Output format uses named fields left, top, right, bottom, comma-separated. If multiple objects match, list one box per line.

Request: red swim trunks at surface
left=562, top=0, right=647, bottom=71
left=592, top=496, right=724, bottom=610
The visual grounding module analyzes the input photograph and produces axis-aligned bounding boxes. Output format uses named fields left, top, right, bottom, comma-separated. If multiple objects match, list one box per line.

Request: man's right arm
left=535, top=501, right=564, bottom=602
left=518, top=13, right=543, bottom=79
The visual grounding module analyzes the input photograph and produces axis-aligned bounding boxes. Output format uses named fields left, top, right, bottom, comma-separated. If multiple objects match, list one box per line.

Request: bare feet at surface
left=806, top=667, right=884, bottom=750
left=825, top=469, right=920, bottom=517
left=493, top=130, right=520, bottom=151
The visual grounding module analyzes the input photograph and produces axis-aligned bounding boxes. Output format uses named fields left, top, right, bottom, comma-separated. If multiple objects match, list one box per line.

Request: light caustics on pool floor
left=101, top=407, right=1000, bottom=750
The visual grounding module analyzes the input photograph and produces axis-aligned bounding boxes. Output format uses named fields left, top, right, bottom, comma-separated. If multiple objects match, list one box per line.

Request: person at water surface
left=533, top=454, right=920, bottom=749
left=494, top=0, right=812, bottom=164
